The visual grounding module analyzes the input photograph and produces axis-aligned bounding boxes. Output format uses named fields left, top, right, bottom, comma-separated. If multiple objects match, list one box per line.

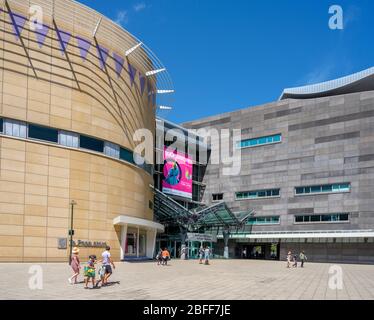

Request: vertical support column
left=223, top=228, right=230, bottom=259
left=136, top=226, right=140, bottom=258
left=120, top=225, right=128, bottom=260
left=146, top=229, right=157, bottom=259
left=179, top=226, right=188, bottom=260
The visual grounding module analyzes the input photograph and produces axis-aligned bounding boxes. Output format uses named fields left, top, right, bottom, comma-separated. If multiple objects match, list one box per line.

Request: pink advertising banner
left=162, top=147, right=193, bottom=199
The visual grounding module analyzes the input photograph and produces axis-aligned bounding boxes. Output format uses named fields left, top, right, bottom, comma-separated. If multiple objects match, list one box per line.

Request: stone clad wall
left=0, top=0, right=156, bottom=262
left=183, top=91, right=374, bottom=233
left=183, top=91, right=374, bottom=262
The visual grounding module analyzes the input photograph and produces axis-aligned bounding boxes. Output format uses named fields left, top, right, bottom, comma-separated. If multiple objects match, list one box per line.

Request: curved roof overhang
left=280, top=66, right=374, bottom=100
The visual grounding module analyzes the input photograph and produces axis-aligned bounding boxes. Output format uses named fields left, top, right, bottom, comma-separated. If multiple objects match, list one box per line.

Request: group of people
left=155, top=245, right=212, bottom=265
left=68, top=246, right=116, bottom=289
left=286, top=250, right=307, bottom=268
left=156, top=248, right=171, bottom=266
left=199, top=246, right=211, bottom=265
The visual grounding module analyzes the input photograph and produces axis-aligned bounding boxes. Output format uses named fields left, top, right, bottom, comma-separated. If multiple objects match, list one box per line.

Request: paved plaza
left=0, top=260, right=374, bottom=300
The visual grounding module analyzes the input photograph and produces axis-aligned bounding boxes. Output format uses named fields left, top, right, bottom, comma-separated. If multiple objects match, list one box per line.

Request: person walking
left=156, top=248, right=163, bottom=265
left=68, top=247, right=81, bottom=284
left=286, top=251, right=292, bottom=268
left=84, top=255, right=97, bottom=289
left=293, top=254, right=298, bottom=268
left=204, top=246, right=210, bottom=265
left=199, top=246, right=204, bottom=264
left=101, top=246, right=115, bottom=286
left=299, top=251, right=307, bottom=268
left=161, top=248, right=170, bottom=266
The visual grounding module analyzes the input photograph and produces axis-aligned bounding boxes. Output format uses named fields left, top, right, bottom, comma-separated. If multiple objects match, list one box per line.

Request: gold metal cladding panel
left=0, top=137, right=153, bottom=262
left=0, top=0, right=156, bottom=150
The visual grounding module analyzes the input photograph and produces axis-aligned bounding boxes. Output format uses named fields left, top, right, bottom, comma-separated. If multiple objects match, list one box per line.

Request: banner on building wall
left=162, top=147, right=193, bottom=199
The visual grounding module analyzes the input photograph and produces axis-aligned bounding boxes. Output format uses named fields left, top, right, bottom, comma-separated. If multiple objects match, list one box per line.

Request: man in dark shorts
left=101, top=246, right=115, bottom=285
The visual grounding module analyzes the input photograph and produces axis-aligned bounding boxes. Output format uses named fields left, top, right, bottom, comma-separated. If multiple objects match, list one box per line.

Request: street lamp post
left=69, top=200, right=77, bottom=265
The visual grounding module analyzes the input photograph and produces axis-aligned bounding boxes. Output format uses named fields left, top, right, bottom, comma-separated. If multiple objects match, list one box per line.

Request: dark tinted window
left=120, top=147, right=134, bottom=164
left=212, top=193, right=223, bottom=201
left=28, top=124, right=58, bottom=143
left=258, top=191, right=266, bottom=197
left=0, top=118, right=3, bottom=133
left=80, top=135, right=104, bottom=153
left=340, top=214, right=349, bottom=221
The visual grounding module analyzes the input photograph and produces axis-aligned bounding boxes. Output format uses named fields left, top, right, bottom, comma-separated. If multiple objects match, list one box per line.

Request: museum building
left=0, top=0, right=166, bottom=262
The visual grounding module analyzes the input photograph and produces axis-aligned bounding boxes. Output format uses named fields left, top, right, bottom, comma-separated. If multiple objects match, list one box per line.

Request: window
left=237, top=134, right=282, bottom=149
left=295, top=183, right=351, bottom=195
left=294, top=213, right=349, bottom=224
left=120, top=147, right=135, bottom=164
left=4, top=119, right=27, bottom=138
left=104, top=142, right=120, bottom=159
left=212, top=193, right=224, bottom=201
left=28, top=124, right=58, bottom=143
left=247, top=216, right=280, bottom=225
left=79, top=135, right=104, bottom=153
left=59, top=130, right=79, bottom=148
left=236, top=189, right=280, bottom=200
left=193, top=184, right=201, bottom=201
left=0, top=118, right=3, bottom=133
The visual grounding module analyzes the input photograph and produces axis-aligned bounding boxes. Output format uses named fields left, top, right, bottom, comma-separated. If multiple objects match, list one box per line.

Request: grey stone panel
left=288, top=208, right=314, bottom=214
left=315, top=131, right=361, bottom=144
left=359, top=154, right=374, bottom=162
left=187, top=116, right=231, bottom=128
left=289, top=110, right=374, bottom=131
left=264, top=107, right=302, bottom=120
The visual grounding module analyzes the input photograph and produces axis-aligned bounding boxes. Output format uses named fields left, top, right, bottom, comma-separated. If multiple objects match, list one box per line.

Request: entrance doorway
left=124, top=227, right=147, bottom=258
left=187, top=241, right=213, bottom=259
left=156, top=240, right=182, bottom=258
left=237, top=243, right=280, bottom=260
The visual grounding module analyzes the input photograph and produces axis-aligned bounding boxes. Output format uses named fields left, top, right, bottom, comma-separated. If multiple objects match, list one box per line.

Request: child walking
left=68, top=247, right=81, bottom=284
left=84, top=255, right=97, bottom=289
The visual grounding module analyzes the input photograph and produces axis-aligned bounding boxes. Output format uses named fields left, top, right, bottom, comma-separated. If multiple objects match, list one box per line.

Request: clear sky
left=77, top=0, right=374, bottom=124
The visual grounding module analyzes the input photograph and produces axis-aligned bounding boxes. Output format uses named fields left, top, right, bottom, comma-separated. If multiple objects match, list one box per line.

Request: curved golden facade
left=0, top=0, right=160, bottom=262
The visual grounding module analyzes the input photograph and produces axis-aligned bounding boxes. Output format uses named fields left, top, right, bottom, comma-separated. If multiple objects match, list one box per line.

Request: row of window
left=236, top=189, right=280, bottom=200
left=294, top=214, right=349, bottom=224
left=237, top=134, right=282, bottom=149
left=0, top=117, right=151, bottom=172
left=247, top=216, right=280, bottom=225
left=245, top=213, right=350, bottom=225
left=295, top=183, right=351, bottom=195
left=230, top=183, right=352, bottom=201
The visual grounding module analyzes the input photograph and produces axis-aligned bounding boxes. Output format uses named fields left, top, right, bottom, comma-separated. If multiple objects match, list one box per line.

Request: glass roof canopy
left=154, top=188, right=254, bottom=230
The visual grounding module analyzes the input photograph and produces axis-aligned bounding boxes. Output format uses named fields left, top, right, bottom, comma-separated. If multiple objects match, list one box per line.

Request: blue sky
left=78, top=0, right=374, bottom=124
